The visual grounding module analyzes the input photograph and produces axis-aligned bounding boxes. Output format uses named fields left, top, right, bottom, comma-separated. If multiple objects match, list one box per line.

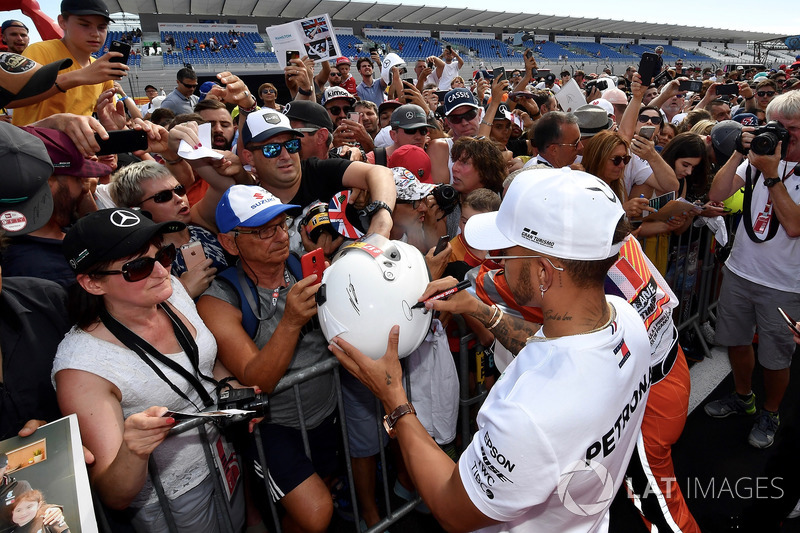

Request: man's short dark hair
left=561, top=215, right=631, bottom=288
left=150, top=108, right=175, bottom=127
left=177, top=67, right=197, bottom=81
left=532, top=111, right=578, bottom=151
left=356, top=58, right=372, bottom=70
left=574, top=70, right=585, bottom=80
left=530, top=90, right=553, bottom=111
left=144, top=84, right=157, bottom=92
left=194, top=98, right=227, bottom=113
left=560, top=70, right=570, bottom=78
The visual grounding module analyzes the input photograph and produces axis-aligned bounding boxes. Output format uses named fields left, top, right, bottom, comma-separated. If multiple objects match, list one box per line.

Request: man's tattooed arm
left=471, top=302, right=541, bottom=355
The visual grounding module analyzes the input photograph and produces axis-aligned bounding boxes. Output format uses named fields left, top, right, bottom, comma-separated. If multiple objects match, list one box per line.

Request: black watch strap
left=764, top=177, right=781, bottom=188
left=367, top=201, right=392, bottom=217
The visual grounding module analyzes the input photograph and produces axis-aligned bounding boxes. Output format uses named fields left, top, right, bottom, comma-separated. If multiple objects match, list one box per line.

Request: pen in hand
left=412, top=280, right=472, bottom=309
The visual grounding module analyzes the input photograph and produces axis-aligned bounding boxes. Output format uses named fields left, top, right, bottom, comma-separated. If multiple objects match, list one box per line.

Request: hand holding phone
left=434, top=234, right=450, bottom=255
left=639, top=126, right=656, bottom=140
left=778, top=307, right=800, bottom=337
left=638, top=52, right=660, bottom=86
left=94, top=129, right=148, bottom=155
left=180, top=241, right=206, bottom=270
left=109, top=40, right=131, bottom=64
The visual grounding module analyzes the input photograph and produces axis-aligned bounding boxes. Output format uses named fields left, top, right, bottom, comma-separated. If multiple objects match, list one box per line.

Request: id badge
left=213, top=435, right=241, bottom=501
left=753, top=211, right=771, bottom=235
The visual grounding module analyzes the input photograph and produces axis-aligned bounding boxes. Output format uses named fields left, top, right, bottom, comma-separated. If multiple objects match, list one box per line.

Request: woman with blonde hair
left=581, top=130, right=641, bottom=217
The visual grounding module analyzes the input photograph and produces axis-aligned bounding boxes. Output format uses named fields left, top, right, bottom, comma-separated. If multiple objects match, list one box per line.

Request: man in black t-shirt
left=239, top=108, right=396, bottom=256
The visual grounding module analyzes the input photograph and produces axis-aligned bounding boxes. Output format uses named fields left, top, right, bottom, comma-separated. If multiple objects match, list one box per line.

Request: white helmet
left=316, top=234, right=431, bottom=360
left=380, top=53, right=407, bottom=85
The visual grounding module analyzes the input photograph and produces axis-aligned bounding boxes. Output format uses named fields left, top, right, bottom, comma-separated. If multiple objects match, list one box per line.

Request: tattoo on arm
left=473, top=303, right=540, bottom=355
left=385, top=371, right=392, bottom=386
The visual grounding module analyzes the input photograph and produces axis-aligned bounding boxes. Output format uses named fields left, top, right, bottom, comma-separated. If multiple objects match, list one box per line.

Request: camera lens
left=751, top=132, right=778, bottom=156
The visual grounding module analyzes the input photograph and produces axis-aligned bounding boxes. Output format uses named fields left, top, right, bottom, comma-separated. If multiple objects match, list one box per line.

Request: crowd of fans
left=2, top=0, right=800, bottom=531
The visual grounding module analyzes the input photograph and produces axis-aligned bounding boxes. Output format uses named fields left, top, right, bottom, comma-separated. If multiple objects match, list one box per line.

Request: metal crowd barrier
left=95, top=221, right=732, bottom=531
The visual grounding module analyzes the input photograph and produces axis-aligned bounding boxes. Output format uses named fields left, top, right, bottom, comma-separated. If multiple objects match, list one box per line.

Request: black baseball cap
left=61, top=0, right=114, bottom=21
left=1, top=20, right=28, bottom=32
left=283, top=100, right=334, bottom=133
left=64, top=208, right=184, bottom=273
left=390, top=104, right=429, bottom=129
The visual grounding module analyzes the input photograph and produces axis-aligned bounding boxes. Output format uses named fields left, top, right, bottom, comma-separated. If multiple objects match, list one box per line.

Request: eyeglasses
left=259, top=139, right=301, bottom=158
left=401, top=127, right=428, bottom=135
left=551, top=138, right=581, bottom=149
left=397, top=199, right=422, bottom=209
left=447, top=108, right=479, bottom=124
left=179, top=80, right=198, bottom=89
left=757, top=91, right=776, bottom=97
left=233, top=219, right=289, bottom=240
left=327, top=105, right=354, bottom=116
left=610, top=155, right=631, bottom=166
left=483, top=253, right=565, bottom=271
left=637, top=114, right=663, bottom=125
left=94, top=244, right=176, bottom=282
left=674, top=93, right=686, bottom=99
left=261, top=88, right=276, bottom=94
left=139, top=184, right=186, bottom=205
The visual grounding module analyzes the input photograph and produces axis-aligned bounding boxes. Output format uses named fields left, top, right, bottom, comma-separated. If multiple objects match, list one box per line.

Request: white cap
left=465, top=168, right=625, bottom=261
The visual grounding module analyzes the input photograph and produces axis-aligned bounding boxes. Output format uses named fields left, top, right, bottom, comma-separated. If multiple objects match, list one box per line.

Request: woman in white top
left=52, top=208, right=244, bottom=532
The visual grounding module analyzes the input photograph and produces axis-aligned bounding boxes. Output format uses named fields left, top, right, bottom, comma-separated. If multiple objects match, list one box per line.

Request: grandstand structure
left=98, top=0, right=792, bottom=99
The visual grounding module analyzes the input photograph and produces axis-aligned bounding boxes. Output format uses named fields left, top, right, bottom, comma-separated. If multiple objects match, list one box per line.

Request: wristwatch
left=383, top=402, right=415, bottom=438
left=359, top=201, right=392, bottom=229
left=763, top=177, right=782, bottom=188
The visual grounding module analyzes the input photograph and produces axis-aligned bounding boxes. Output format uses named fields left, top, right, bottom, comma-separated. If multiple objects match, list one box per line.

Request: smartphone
left=427, top=61, right=433, bottom=69
left=525, top=49, right=533, bottom=59
left=778, top=307, right=800, bottom=336
left=434, top=234, right=450, bottom=255
left=348, top=112, right=361, bottom=123
left=639, top=126, right=656, bottom=140
left=403, top=77, right=415, bottom=84
left=369, top=47, right=377, bottom=53
left=716, top=83, right=740, bottom=95
left=653, top=70, right=671, bottom=88
left=285, top=50, right=300, bottom=64
left=180, top=241, right=206, bottom=270
left=530, top=68, right=539, bottom=79
left=492, top=67, right=507, bottom=82
left=446, top=45, right=452, bottom=51
left=95, top=129, right=148, bottom=155
left=648, top=191, right=676, bottom=211
left=679, top=80, right=702, bottom=92
left=301, top=248, right=326, bottom=280
left=109, top=40, right=131, bottom=64
left=638, top=52, right=660, bottom=86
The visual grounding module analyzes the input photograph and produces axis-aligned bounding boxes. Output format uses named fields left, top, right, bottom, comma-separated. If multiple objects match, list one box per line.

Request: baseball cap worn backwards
left=0, top=122, right=54, bottom=235
left=216, top=185, right=301, bottom=233
left=63, top=208, right=185, bottom=273
left=465, top=168, right=625, bottom=261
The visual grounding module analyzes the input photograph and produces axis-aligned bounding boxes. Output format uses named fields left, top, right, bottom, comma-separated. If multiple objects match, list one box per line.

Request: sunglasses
left=94, top=244, right=176, bottom=282
left=259, top=138, right=301, bottom=158
left=234, top=219, right=289, bottom=240
left=674, top=93, right=686, bottom=99
left=401, top=127, right=428, bottom=135
left=329, top=72, right=341, bottom=77
left=139, top=184, right=186, bottom=204
left=638, top=114, right=663, bottom=125
left=397, top=199, right=423, bottom=209
left=179, top=80, right=198, bottom=89
left=610, top=155, right=632, bottom=166
left=327, top=105, right=354, bottom=116
left=756, top=91, right=776, bottom=97
left=447, top=108, right=479, bottom=124
left=261, top=88, right=276, bottom=94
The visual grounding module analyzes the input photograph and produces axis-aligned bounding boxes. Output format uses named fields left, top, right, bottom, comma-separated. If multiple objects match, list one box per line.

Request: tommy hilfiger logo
left=521, top=227, right=554, bottom=248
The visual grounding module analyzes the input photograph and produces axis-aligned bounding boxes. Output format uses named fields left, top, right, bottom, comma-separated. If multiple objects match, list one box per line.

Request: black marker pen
left=412, top=280, right=471, bottom=309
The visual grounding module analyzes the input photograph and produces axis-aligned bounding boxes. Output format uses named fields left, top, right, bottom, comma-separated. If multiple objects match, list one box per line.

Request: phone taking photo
left=301, top=248, right=326, bottom=280
left=639, top=126, right=656, bottom=140
left=434, top=234, right=450, bottom=255
left=778, top=307, right=800, bottom=336
left=95, top=129, right=148, bottom=155
left=109, top=40, right=131, bottom=64
left=638, top=52, right=660, bottom=86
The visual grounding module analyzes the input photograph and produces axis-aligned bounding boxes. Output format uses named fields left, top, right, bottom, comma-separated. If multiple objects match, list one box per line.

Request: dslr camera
left=736, top=121, right=789, bottom=159
left=585, top=79, right=609, bottom=93
left=432, top=184, right=459, bottom=215
left=217, top=384, right=269, bottom=417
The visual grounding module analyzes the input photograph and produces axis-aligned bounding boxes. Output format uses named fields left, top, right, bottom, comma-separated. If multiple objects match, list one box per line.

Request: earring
left=540, top=284, right=547, bottom=299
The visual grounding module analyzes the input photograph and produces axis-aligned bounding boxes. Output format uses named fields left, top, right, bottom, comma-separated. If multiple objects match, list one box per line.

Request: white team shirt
left=726, top=160, right=800, bottom=292
left=458, top=296, right=651, bottom=532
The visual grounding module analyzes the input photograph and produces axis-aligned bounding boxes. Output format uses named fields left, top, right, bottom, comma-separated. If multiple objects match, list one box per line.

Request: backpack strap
left=217, top=264, right=259, bottom=338
left=374, top=145, right=388, bottom=167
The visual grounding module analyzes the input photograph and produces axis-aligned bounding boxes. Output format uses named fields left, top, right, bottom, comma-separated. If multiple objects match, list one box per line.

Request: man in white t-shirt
left=706, top=90, right=800, bottom=449
left=430, top=45, right=463, bottom=91
left=330, top=168, right=651, bottom=532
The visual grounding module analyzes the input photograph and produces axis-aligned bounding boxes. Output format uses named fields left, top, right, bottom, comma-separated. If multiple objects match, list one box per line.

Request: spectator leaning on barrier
left=705, top=90, right=800, bottom=449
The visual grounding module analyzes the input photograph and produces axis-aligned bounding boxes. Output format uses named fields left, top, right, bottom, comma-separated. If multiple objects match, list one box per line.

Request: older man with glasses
left=161, top=67, right=200, bottom=114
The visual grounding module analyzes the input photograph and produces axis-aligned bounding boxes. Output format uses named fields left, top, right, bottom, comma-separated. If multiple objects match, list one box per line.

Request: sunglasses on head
left=610, top=155, right=632, bottom=166
left=637, top=114, right=663, bottom=125
left=139, top=184, right=186, bottom=205
left=259, top=138, right=301, bottom=158
left=327, top=105, right=353, bottom=116
left=401, top=127, right=428, bottom=135
left=757, top=91, right=776, bottom=97
left=447, top=108, right=478, bottom=124
left=94, top=244, right=176, bottom=282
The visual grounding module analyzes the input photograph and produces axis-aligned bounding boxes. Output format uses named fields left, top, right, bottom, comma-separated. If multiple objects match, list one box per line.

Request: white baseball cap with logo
left=465, top=168, right=625, bottom=261
left=242, top=108, right=303, bottom=145
left=216, top=184, right=300, bottom=233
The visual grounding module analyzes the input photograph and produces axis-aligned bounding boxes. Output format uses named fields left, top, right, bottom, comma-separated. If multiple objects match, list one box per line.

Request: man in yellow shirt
left=12, top=0, right=128, bottom=126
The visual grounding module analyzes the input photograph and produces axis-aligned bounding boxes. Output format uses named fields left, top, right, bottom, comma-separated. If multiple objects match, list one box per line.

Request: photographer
left=706, top=91, right=800, bottom=449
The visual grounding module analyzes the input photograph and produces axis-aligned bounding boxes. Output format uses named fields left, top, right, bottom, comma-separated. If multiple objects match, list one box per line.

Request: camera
left=585, top=79, right=609, bottom=92
left=432, top=184, right=459, bottom=215
left=737, top=121, right=789, bottom=159
left=217, top=385, right=269, bottom=417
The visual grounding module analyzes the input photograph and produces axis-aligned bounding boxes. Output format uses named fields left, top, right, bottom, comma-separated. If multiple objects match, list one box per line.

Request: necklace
left=529, top=303, right=616, bottom=342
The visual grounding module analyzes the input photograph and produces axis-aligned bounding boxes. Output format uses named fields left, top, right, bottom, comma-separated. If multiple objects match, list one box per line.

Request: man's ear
left=240, top=147, right=254, bottom=167
left=217, top=232, right=240, bottom=256
left=77, top=273, right=106, bottom=296
left=389, top=129, right=398, bottom=143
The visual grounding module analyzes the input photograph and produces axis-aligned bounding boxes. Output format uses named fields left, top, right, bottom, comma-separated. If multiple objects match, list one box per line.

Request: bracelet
left=54, top=80, right=67, bottom=93
left=239, top=101, right=258, bottom=114
left=119, top=95, right=128, bottom=102
left=297, top=86, right=312, bottom=96
left=745, top=95, right=754, bottom=100
left=487, top=306, right=504, bottom=331
left=487, top=304, right=499, bottom=325
left=480, top=120, right=492, bottom=126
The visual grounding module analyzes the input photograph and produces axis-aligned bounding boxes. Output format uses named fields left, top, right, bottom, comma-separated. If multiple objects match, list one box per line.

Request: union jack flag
left=301, top=17, right=328, bottom=39
left=328, top=190, right=363, bottom=239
